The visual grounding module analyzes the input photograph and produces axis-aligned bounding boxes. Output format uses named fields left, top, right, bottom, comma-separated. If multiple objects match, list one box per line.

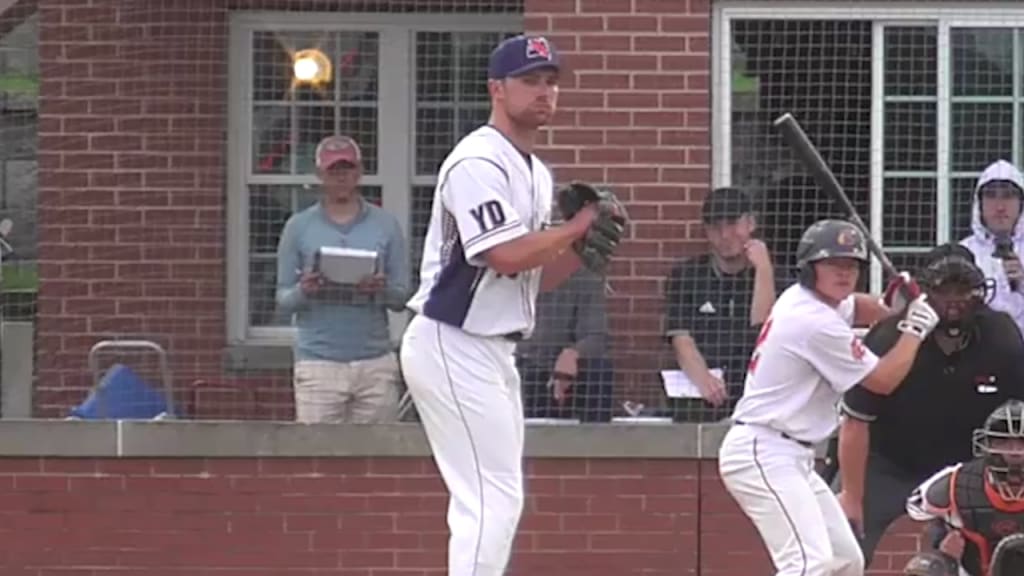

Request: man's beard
left=511, top=108, right=552, bottom=129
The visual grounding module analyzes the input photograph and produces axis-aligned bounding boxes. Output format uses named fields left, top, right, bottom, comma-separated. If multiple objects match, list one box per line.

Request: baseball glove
left=991, top=533, right=1024, bottom=576
left=902, top=550, right=958, bottom=576
left=556, top=181, right=628, bottom=273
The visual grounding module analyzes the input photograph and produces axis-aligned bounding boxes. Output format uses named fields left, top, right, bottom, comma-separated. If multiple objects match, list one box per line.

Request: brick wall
left=34, top=0, right=715, bottom=417
left=527, top=0, right=712, bottom=401
left=35, top=0, right=231, bottom=416
left=0, top=456, right=924, bottom=574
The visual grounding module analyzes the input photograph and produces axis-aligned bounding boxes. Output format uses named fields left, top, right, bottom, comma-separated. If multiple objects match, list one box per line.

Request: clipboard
left=314, top=246, right=378, bottom=285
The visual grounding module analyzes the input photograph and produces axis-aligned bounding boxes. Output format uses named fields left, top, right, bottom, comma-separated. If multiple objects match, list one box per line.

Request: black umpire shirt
left=840, top=308, right=1024, bottom=478
left=664, top=254, right=789, bottom=419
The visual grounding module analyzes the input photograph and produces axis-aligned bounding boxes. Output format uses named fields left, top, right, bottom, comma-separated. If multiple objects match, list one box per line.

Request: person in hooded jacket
left=960, top=159, right=1024, bottom=336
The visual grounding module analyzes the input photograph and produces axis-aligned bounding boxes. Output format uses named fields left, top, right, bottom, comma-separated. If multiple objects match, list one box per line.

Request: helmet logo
left=837, top=228, right=861, bottom=247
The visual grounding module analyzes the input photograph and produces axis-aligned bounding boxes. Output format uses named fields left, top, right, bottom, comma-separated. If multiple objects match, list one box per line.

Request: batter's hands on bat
left=744, top=239, right=773, bottom=272
left=883, top=271, right=921, bottom=312
left=938, top=530, right=964, bottom=560
left=696, top=371, right=728, bottom=407
left=897, top=294, right=940, bottom=340
left=837, top=490, right=864, bottom=538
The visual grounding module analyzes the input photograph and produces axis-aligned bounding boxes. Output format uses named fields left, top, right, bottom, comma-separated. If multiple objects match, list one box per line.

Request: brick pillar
left=526, top=0, right=712, bottom=400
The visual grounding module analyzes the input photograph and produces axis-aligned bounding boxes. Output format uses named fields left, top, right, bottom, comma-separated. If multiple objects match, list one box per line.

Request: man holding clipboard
left=275, top=135, right=409, bottom=424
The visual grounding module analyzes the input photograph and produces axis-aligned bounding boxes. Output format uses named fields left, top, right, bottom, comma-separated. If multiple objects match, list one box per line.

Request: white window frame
left=226, top=11, right=521, bottom=346
left=712, top=1, right=1024, bottom=293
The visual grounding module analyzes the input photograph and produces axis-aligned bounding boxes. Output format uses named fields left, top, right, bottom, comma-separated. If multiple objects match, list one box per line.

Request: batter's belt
left=734, top=420, right=815, bottom=449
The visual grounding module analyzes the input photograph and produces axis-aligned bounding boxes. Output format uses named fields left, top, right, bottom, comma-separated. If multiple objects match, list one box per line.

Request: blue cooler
left=70, top=363, right=173, bottom=420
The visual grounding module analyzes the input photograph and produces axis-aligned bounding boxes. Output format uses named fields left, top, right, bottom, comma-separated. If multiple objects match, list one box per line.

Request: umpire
left=835, top=242, right=1024, bottom=567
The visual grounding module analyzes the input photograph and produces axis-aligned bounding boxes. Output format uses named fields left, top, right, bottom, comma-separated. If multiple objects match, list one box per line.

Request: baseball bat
left=772, top=112, right=899, bottom=280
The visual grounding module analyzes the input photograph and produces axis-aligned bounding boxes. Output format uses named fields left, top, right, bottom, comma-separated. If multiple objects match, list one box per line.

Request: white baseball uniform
left=718, top=284, right=880, bottom=576
left=401, top=124, right=552, bottom=576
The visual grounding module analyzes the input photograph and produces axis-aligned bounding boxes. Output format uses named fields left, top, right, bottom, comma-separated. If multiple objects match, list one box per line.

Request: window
left=0, top=12, right=38, bottom=306
left=227, top=13, right=520, bottom=344
left=410, top=30, right=517, bottom=290
left=714, top=4, right=1024, bottom=292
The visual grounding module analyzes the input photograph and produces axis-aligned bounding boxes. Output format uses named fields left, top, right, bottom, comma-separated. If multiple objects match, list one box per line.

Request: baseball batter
left=718, top=219, right=940, bottom=576
left=399, top=35, right=624, bottom=576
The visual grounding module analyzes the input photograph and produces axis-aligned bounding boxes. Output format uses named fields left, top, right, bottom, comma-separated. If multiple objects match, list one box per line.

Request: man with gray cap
left=961, top=159, right=1024, bottom=336
left=276, top=134, right=409, bottom=424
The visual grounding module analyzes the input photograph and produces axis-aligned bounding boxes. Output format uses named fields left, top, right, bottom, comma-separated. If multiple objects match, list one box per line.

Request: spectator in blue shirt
left=275, top=135, right=409, bottom=423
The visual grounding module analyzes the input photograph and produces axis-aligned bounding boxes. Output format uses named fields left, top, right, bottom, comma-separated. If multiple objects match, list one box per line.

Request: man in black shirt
left=663, top=187, right=787, bottom=422
left=836, top=242, right=1024, bottom=568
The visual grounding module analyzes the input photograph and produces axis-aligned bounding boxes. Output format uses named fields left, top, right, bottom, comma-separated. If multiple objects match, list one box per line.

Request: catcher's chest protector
left=953, top=459, right=1024, bottom=575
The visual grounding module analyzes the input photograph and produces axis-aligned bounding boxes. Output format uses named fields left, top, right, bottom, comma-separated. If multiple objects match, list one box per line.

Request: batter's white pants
left=399, top=314, right=525, bottom=576
left=719, top=424, right=865, bottom=576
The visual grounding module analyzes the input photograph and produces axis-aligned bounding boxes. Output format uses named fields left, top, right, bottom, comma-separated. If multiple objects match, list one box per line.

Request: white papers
left=316, top=246, right=378, bottom=284
left=660, top=368, right=724, bottom=399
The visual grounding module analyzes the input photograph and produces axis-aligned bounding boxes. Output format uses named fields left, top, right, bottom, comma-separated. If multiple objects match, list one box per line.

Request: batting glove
left=897, top=294, right=939, bottom=340
left=883, top=271, right=921, bottom=312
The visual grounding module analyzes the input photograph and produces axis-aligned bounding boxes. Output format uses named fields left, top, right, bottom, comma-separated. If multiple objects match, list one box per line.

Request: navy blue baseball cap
left=487, top=35, right=561, bottom=80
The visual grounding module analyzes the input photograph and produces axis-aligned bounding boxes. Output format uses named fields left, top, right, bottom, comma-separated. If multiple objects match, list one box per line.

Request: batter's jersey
left=729, top=284, right=881, bottom=444
left=406, top=125, right=553, bottom=338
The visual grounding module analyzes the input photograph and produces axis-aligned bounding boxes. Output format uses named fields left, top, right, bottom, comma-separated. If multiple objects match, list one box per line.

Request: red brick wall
left=36, top=0, right=231, bottom=417
left=0, top=456, right=923, bottom=574
left=528, top=0, right=712, bottom=401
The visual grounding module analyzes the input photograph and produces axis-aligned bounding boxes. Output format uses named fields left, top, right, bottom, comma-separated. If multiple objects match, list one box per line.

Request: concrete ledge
left=0, top=420, right=119, bottom=456
left=0, top=420, right=830, bottom=459
left=119, top=421, right=709, bottom=458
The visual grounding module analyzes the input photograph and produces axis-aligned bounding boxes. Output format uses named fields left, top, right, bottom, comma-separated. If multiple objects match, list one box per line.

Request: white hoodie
left=959, top=159, right=1024, bottom=333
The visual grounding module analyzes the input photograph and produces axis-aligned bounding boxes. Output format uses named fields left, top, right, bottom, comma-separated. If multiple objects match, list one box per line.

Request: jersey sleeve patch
left=441, top=157, right=530, bottom=264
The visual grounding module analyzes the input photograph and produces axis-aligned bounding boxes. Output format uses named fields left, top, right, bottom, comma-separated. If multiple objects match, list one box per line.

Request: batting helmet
left=901, top=550, right=958, bottom=576
left=916, top=243, right=993, bottom=336
left=796, top=219, right=869, bottom=289
left=973, top=399, right=1024, bottom=501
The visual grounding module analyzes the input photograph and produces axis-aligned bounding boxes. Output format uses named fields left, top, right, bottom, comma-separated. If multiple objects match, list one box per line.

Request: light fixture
left=292, top=48, right=331, bottom=85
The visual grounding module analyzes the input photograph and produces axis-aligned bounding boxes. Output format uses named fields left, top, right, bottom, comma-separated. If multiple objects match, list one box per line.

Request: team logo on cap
left=526, top=37, right=551, bottom=60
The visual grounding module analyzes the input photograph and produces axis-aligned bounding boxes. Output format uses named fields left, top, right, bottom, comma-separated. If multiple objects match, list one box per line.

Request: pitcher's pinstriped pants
left=400, top=314, right=524, bottom=576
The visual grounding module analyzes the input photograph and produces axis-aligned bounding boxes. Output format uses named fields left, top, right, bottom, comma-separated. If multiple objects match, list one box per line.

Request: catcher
left=904, top=399, right=1024, bottom=576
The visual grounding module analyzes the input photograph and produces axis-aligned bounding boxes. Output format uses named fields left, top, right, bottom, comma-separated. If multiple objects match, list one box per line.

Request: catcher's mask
left=795, top=219, right=869, bottom=289
left=915, top=243, right=993, bottom=337
left=973, top=399, right=1024, bottom=501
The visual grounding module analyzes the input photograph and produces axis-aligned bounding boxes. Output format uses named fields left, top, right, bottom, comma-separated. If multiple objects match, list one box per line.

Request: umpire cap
left=917, top=242, right=985, bottom=292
